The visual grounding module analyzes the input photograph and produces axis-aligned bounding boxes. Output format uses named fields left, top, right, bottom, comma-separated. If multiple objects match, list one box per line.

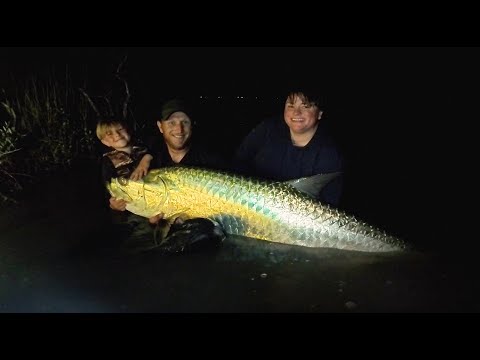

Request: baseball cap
left=160, top=99, right=193, bottom=120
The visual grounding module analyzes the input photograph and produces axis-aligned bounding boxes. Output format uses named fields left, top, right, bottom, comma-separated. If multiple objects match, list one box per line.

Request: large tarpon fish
left=107, top=166, right=407, bottom=252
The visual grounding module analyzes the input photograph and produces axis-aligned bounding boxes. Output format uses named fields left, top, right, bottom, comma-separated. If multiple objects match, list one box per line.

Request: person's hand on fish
left=109, top=196, right=128, bottom=211
left=148, top=212, right=165, bottom=224
left=130, top=154, right=153, bottom=181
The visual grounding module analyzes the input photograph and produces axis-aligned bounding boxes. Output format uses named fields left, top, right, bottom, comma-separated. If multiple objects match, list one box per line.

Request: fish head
left=107, top=173, right=168, bottom=218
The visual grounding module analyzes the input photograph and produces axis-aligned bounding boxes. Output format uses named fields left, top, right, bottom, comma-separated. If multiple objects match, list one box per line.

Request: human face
left=158, top=111, right=193, bottom=151
left=284, top=94, right=322, bottom=134
left=101, top=124, right=131, bottom=151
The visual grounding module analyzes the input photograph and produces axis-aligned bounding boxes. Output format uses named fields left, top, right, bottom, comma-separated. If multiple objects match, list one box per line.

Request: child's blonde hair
left=96, top=118, right=129, bottom=140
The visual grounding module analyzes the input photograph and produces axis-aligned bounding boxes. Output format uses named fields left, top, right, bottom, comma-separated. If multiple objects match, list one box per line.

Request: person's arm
left=317, top=146, right=344, bottom=208
left=109, top=196, right=128, bottom=211
left=130, top=153, right=153, bottom=180
left=148, top=212, right=165, bottom=224
left=144, top=135, right=165, bottom=170
left=100, top=156, right=129, bottom=211
left=233, top=120, right=269, bottom=175
left=100, top=156, right=115, bottom=188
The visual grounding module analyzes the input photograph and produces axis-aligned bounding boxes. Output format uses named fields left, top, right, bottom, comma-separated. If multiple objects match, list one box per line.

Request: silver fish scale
left=111, top=167, right=407, bottom=252
left=161, top=167, right=406, bottom=252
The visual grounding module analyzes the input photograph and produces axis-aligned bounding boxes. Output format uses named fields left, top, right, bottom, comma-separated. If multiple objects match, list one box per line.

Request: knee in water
left=160, top=218, right=226, bottom=253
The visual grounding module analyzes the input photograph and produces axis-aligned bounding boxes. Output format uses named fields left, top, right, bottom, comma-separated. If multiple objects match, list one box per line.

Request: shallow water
left=1, top=222, right=477, bottom=312
left=0, top=165, right=477, bottom=313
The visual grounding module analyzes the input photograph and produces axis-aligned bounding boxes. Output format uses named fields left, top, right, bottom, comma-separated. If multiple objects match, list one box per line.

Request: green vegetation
left=0, top=76, right=98, bottom=203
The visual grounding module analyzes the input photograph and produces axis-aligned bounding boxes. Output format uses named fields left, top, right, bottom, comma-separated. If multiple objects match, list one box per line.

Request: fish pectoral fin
left=286, top=172, right=342, bottom=199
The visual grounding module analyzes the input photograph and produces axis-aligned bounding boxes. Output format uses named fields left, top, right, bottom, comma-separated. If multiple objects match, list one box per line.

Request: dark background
left=1, top=47, right=476, bottom=251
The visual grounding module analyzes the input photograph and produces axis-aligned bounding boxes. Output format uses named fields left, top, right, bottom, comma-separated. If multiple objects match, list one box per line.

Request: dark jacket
left=100, top=144, right=149, bottom=185
left=234, top=117, right=344, bottom=207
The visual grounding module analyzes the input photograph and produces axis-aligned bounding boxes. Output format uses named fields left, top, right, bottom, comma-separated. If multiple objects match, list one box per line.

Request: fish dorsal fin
left=286, top=172, right=341, bottom=199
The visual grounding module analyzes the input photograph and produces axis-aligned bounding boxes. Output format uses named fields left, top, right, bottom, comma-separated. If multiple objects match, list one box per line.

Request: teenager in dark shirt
left=234, top=89, right=344, bottom=207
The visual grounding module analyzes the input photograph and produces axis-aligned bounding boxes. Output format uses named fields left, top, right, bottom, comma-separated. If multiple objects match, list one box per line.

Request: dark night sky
left=4, top=47, right=477, bottom=129
left=1, top=48, right=477, bottom=158
left=3, top=47, right=478, bottom=95
left=0, top=47, right=476, bottom=244
left=1, top=46, right=477, bottom=174
left=2, top=47, right=477, bottom=152
left=2, top=47, right=478, bottom=112
left=2, top=47, right=478, bottom=129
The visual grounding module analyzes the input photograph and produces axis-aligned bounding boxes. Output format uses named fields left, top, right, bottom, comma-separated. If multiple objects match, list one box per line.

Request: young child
left=96, top=118, right=153, bottom=210
left=96, top=118, right=157, bottom=252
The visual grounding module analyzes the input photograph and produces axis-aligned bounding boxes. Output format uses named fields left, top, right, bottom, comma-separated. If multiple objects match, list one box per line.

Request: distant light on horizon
left=197, top=95, right=275, bottom=100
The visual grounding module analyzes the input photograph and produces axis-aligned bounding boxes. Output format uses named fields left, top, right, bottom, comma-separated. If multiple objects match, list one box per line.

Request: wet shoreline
left=0, top=163, right=477, bottom=312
